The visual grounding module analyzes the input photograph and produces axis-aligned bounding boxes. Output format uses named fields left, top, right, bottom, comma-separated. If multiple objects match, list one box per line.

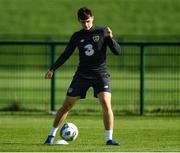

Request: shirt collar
left=81, top=26, right=95, bottom=32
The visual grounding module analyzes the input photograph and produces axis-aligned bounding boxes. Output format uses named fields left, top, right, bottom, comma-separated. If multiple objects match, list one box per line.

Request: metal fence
left=0, top=41, right=179, bottom=115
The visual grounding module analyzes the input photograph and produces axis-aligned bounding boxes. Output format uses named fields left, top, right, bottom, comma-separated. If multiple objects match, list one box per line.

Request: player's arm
left=45, top=34, right=76, bottom=79
left=104, top=27, right=121, bottom=55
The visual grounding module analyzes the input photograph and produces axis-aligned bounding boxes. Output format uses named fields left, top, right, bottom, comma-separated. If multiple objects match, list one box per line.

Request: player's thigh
left=97, top=92, right=111, bottom=103
left=62, top=96, right=80, bottom=110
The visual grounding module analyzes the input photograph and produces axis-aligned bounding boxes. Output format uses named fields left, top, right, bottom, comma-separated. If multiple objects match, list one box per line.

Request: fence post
left=50, top=44, right=56, bottom=112
left=140, top=45, right=145, bottom=115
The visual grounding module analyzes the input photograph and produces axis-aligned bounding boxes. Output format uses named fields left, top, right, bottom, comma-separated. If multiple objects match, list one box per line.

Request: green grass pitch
left=0, top=114, right=180, bottom=152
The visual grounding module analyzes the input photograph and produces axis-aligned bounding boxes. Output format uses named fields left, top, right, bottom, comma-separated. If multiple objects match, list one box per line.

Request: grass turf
left=0, top=114, right=180, bottom=152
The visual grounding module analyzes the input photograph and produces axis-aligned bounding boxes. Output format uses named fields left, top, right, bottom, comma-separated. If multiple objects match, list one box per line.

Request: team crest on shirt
left=68, top=88, right=73, bottom=93
left=92, top=35, right=99, bottom=42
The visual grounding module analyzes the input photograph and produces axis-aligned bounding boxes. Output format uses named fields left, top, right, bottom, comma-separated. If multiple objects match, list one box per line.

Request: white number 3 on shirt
left=84, top=44, right=94, bottom=56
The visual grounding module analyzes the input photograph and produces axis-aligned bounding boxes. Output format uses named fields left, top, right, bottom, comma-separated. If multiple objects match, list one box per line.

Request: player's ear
left=91, top=16, right=94, bottom=21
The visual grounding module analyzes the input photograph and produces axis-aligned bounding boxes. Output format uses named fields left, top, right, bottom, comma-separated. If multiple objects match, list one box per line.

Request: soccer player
left=44, top=7, right=121, bottom=146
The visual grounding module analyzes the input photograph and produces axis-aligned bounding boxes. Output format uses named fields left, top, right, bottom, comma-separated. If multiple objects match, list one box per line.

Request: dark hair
left=77, top=7, right=92, bottom=20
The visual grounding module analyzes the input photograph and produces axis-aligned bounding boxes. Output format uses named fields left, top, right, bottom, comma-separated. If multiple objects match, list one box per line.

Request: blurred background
left=0, top=0, right=180, bottom=115
left=0, top=0, right=180, bottom=41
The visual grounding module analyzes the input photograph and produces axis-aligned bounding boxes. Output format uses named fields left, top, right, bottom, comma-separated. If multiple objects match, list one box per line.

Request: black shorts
left=66, top=74, right=111, bottom=99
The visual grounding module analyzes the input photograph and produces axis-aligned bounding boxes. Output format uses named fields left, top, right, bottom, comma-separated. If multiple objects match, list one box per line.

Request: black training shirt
left=50, top=26, right=121, bottom=79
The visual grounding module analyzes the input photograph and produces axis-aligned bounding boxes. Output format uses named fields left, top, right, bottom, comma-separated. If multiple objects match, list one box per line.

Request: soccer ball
left=60, top=122, right=78, bottom=141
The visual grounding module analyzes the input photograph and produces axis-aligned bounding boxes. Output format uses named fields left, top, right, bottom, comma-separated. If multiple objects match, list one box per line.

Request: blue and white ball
left=60, top=122, right=78, bottom=141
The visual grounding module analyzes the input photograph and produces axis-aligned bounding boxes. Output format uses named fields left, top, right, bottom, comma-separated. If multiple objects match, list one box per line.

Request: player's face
left=79, top=16, right=94, bottom=30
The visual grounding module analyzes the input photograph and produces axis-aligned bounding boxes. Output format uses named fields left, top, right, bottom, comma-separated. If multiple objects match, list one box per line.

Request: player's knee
left=100, top=97, right=107, bottom=105
left=100, top=99, right=112, bottom=111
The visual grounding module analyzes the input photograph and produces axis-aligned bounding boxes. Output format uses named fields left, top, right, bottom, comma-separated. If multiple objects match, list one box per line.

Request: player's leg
left=98, top=92, right=113, bottom=130
left=44, top=74, right=89, bottom=144
left=44, top=96, right=80, bottom=144
left=97, top=92, right=119, bottom=145
left=53, top=96, right=80, bottom=128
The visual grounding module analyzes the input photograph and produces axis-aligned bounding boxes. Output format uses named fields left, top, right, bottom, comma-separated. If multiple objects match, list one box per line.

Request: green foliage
left=0, top=0, right=180, bottom=40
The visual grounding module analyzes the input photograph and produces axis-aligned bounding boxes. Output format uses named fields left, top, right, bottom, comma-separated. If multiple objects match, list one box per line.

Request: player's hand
left=104, top=27, right=113, bottom=38
left=45, top=69, right=53, bottom=79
